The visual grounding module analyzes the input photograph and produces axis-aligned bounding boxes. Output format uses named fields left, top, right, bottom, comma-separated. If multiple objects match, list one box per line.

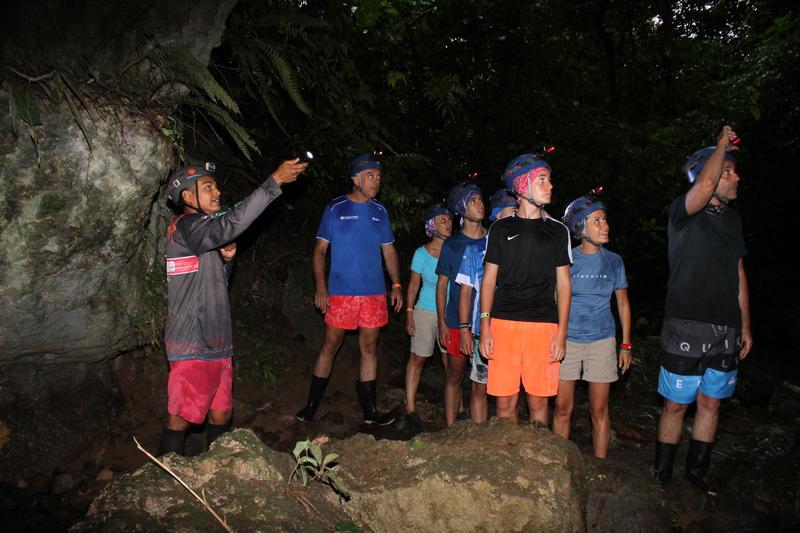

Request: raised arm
left=685, top=126, right=737, bottom=216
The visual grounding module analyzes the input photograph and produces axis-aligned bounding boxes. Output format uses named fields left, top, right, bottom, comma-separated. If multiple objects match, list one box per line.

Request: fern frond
left=181, top=97, right=260, bottom=161
left=263, top=45, right=311, bottom=116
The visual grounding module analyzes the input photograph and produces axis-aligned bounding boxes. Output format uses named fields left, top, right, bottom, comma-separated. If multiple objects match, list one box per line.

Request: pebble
left=96, top=468, right=114, bottom=481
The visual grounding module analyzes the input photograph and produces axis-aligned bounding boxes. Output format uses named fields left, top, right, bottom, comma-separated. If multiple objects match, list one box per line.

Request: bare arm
left=478, top=262, right=499, bottom=359
left=458, top=283, right=474, bottom=356
left=551, top=265, right=571, bottom=361
left=436, top=274, right=450, bottom=346
left=313, top=238, right=329, bottom=312
left=614, top=288, right=632, bottom=373
left=405, top=271, right=422, bottom=336
left=738, top=258, right=753, bottom=360
left=382, top=243, right=403, bottom=312
left=685, top=126, right=737, bottom=216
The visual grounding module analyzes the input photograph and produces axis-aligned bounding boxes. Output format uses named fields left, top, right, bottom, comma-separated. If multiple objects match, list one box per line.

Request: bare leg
left=588, top=382, right=611, bottom=458
left=495, top=393, right=519, bottom=421
left=358, top=327, right=381, bottom=381
left=405, top=353, right=427, bottom=413
left=312, top=325, right=348, bottom=378
left=553, top=380, right=575, bottom=439
left=470, top=382, right=488, bottom=423
left=658, top=399, right=689, bottom=444
left=166, top=413, right=190, bottom=431
left=208, top=409, right=232, bottom=425
left=444, top=354, right=468, bottom=426
left=526, top=394, right=549, bottom=424
left=692, top=391, right=721, bottom=442
left=442, top=349, right=465, bottom=415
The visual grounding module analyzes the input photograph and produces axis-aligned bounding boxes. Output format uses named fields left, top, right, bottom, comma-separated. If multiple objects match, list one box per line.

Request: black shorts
left=660, top=317, right=740, bottom=376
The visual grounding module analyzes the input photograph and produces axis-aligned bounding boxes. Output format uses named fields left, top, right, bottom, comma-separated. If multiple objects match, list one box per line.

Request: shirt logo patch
left=166, top=255, right=199, bottom=276
left=507, top=234, right=519, bottom=240
left=372, top=217, right=380, bottom=222
left=340, top=215, right=359, bottom=220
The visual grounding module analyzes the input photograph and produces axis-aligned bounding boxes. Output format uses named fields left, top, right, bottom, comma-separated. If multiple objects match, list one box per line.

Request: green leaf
left=410, top=437, right=426, bottom=449
left=11, top=87, right=41, bottom=126
left=328, top=473, right=350, bottom=497
left=322, top=453, right=339, bottom=466
left=293, top=439, right=310, bottom=458
left=297, top=456, right=318, bottom=466
left=335, top=520, right=365, bottom=533
left=299, top=466, right=309, bottom=486
left=309, top=442, right=323, bottom=465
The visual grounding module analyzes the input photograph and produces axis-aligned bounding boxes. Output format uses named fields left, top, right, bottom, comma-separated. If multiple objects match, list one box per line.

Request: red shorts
left=325, top=295, right=388, bottom=330
left=167, top=358, right=233, bottom=424
left=445, top=327, right=468, bottom=359
left=487, top=319, right=560, bottom=397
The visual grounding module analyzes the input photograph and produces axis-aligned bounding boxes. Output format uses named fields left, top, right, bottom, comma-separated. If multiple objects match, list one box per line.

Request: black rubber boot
left=685, top=439, right=714, bottom=492
left=654, top=441, right=678, bottom=487
left=296, top=375, right=330, bottom=422
left=206, top=420, right=232, bottom=448
left=356, top=379, right=395, bottom=426
left=158, top=428, right=186, bottom=456
left=406, top=411, right=424, bottom=437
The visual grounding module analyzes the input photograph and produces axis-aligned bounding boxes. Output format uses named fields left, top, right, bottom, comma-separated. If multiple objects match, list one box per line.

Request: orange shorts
left=487, top=319, right=560, bottom=397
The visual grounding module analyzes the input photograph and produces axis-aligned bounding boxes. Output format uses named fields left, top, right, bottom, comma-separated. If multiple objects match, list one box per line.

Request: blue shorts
left=658, top=367, right=738, bottom=404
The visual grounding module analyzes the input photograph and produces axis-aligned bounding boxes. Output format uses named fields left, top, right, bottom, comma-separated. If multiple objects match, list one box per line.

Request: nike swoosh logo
left=507, top=234, right=519, bottom=240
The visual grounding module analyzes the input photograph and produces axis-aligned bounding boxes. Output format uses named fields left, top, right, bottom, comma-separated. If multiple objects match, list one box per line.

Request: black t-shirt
left=664, top=193, right=747, bottom=328
left=484, top=215, right=572, bottom=323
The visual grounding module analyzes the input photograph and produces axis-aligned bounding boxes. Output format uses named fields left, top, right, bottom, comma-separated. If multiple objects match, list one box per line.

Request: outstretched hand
left=272, top=158, right=308, bottom=185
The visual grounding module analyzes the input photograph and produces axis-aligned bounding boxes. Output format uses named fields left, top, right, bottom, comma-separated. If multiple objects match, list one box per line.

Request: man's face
left=353, top=169, right=382, bottom=197
left=583, top=210, right=609, bottom=244
left=464, top=193, right=485, bottom=220
left=530, top=169, right=553, bottom=205
left=713, top=161, right=740, bottom=203
left=435, top=214, right=453, bottom=238
left=182, top=175, right=222, bottom=214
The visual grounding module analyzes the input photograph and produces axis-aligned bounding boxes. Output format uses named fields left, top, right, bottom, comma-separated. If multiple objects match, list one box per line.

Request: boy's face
left=182, top=175, right=222, bottom=214
left=529, top=169, right=553, bottom=206
left=464, top=193, right=485, bottom=220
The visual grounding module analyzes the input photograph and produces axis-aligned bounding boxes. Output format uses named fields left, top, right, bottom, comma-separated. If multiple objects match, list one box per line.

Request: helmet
left=349, top=153, right=382, bottom=176
left=684, top=147, right=737, bottom=184
left=488, top=188, right=516, bottom=221
left=447, top=182, right=482, bottom=216
left=424, top=204, right=451, bottom=237
left=562, top=191, right=607, bottom=241
left=166, top=162, right=216, bottom=205
left=502, top=154, right=551, bottom=192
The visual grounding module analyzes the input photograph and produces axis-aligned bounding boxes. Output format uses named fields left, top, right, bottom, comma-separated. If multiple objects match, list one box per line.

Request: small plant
left=289, top=439, right=350, bottom=500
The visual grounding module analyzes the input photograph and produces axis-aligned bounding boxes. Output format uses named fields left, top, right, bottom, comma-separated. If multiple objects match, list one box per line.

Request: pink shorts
left=167, top=358, right=233, bottom=424
left=325, top=295, right=389, bottom=330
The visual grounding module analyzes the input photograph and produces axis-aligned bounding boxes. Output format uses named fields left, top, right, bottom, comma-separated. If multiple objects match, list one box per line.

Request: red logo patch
left=166, top=255, right=199, bottom=276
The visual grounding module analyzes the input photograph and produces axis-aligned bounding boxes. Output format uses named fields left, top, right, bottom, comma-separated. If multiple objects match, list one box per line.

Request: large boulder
left=75, top=422, right=587, bottom=532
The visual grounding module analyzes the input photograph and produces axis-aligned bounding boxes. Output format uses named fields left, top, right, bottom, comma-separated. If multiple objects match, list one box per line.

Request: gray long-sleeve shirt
left=164, top=177, right=282, bottom=361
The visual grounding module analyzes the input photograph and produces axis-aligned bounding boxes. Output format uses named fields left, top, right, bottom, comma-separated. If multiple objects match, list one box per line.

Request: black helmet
left=166, top=162, right=216, bottom=205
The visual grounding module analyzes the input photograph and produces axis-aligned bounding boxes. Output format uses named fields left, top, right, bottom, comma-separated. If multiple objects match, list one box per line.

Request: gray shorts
left=470, top=338, right=488, bottom=384
left=560, top=337, right=618, bottom=383
left=409, top=308, right=440, bottom=357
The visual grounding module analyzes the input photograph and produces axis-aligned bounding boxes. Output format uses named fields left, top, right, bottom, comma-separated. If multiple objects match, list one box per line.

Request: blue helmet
left=684, top=147, right=737, bottom=184
left=562, top=192, right=607, bottom=241
left=166, top=162, right=216, bottom=205
left=447, top=182, right=482, bottom=216
left=488, top=188, right=516, bottom=221
left=349, top=153, right=382, bottom=176
left=502, top=154, right=551, bottom=192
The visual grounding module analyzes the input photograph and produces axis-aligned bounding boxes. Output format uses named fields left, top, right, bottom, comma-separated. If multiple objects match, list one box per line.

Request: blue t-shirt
left=411, top=246, right=439, bottom=312
left=436, top=231, right=484, bottom=329
left=567, top=247, right=628, bottom=343
left=455, top=237, right=488, bottom=336
left=316, top=196, right=394, bottom=296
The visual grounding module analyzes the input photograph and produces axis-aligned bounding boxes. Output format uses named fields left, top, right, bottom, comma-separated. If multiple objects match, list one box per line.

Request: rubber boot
left=206, top=420, right=232, bottom=448
left=406, top=411, right=424, bottom=437
left=356, top=379, right=395, bottom=426
left=296, top=375, right=330, bottom=422
left=654, top=441, right=678, bottom=487
left=685, top=439, right=714, bottom=492
left=158, top=428, right=186, bottom=456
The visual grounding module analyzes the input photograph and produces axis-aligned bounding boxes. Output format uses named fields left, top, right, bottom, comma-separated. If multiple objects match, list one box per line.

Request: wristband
left=406, top=307, right=414, bottom=312
left=391, top=283, right=402, bottom=289
left=480, top=312, right=491, bottom=319
left=620, top=343, right=633, bottom=351
left=459, top=323, right=471, bottom=329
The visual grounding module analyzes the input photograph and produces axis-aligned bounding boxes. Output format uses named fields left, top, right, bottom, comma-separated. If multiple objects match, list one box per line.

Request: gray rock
left=50, top=473, right=75, bottom=496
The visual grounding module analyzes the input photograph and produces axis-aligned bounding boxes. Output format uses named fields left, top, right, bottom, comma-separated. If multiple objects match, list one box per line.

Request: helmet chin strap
left=516, top=176, right=547, bottom=210
left=354, top=176, right=375, bottom=201
left=185, top=181, right=208, bottom=216
left=582, top=234, right=603, bottom=247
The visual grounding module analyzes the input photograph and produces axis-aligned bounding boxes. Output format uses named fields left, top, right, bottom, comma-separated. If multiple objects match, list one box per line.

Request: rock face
left=75, top=422, right=587, bottom=532
left=330, top=419, right=586, bottom=532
